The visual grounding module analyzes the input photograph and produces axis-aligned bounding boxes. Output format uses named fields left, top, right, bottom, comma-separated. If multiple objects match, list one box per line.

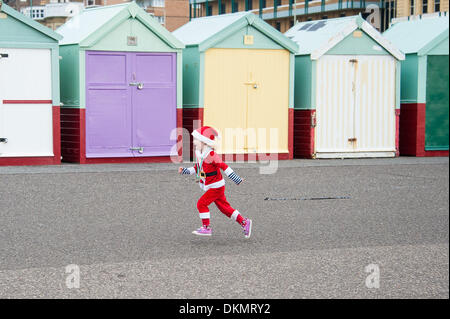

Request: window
left=157, top=15, right=165, bottom=24
left=322, top=15, right=328, bottom=19
left=275, top=22, right=281, bottom=31
left=423, top=0, right=428, bottom=13
left=384, top=0, right=396, bottom=30
left=262, top=0, right=266, bottom=8
left=232, top=0, right=239, bottom=12
left=411, top=0, right=415, bottom=15
left=206, top=4, right=212, bottom=16
left=151, top=0, right=165, bottom=7
left=220, top=2, right=226, bottom=14
left=435, top=0, right=440, bottom=12
left=340, top=13, right=346, bottom=17
left=247, top=0, right=253, bottom=11
left=275, top=0, right=281, bottom=6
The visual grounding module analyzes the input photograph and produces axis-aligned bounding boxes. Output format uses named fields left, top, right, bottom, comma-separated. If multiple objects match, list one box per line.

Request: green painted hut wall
left=213, top=25, right=284, bottom=50
left=181, top=46, right=201, bottom=109
left=293, top=55, right=313, bottom=110
left=0, top=12, right=54, bottom=44
left=89, top=18, right=176, bottom=52
left=427, top=37, right=449, bottom=55
left=399, top=54, right=428, bottom=104
left=400, top=54, right=419, bottom=104
left=59, top=45, right=81, bottom=108
left=417, top=55, right=428, bottom=104
left=425, top=55, right=449, bottom=151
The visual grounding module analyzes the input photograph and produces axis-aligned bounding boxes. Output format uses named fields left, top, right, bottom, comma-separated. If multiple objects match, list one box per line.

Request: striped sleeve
left=181, top=167, right=196, bottom=175
left=224, top=167, right=243, bottom=185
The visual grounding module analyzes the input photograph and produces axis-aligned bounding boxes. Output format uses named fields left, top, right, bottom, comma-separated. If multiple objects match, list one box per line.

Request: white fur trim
left=195, top=146, right=212, bottom=161
left=231, top=210, right=240, bottom=221
left=199, top=179, right=225, bottom=191
left=192, top=130, right=216, bottom=146
left=224, top=167, right=233, bottom=176
left=199, top=212, right=210, bottom=219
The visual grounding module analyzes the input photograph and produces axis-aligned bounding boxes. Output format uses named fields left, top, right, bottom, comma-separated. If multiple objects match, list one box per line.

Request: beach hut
left=57, top=2, right=184, bottom=164
left=285, top=15, right=405, bottom=159
left=173, top=12, right=298, bottom=160
left=384, top=15, right=449, bottom=157
left=0, top=1, right=62, bottom=166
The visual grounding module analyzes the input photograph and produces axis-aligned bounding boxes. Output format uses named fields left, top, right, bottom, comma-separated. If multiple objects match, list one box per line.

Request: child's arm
left=178, top=167, right=196, bottom=175
left=211, top=153, right=243, bottom=185
left=223, top=167, right=243, bottom=185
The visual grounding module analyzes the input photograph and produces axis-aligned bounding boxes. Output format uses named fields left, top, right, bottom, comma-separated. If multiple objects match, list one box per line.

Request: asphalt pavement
left=0, top=157, right=448, bottom=298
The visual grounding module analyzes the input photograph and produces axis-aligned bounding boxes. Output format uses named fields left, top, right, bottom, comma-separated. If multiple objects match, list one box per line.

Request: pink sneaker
left=192, top=226, right=212, bottom=236
left=242, top=218, right=252, bottom=239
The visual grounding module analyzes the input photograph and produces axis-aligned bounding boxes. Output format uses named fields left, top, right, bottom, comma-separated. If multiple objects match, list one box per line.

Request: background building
left=136, top=0, right=189, bottom=31
left=188, top=0, right=449, bottom=32
left=19, top=1, right=83, bottom=29
left=4, top=0, right=189, bottom=31
left=395, top=0, right=448, bottom=17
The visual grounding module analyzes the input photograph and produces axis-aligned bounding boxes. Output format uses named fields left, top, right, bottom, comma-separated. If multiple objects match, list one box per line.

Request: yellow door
left=203, top=48, right=289, bottom=155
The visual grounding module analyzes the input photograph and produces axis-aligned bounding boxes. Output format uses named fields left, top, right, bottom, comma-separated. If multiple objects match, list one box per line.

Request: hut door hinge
left=0, top=53, right=9, bottom=59
left=129, top=82, right=144, bottom=90
left=130, top=147, right=144, bottom=154
left=0, top=138, right=8, bottom=143
left=311, top=113, right=316, bottom=128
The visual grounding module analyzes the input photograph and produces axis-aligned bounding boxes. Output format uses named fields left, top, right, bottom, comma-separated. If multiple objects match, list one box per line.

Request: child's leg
left=197, top=189, right=220, bottom=227
left=214, top=188, right=245, bottom=225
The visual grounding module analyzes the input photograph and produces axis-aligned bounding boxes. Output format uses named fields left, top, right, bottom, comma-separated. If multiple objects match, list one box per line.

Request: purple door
left=85, top=51, right=177, bottom=158
left=86, top=52, right=132, bottom=157
left=132, top=53, right=177, bottom=157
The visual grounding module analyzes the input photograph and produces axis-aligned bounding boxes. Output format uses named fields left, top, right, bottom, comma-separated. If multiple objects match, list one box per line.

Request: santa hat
left=192, top=126, right=219, bottom=147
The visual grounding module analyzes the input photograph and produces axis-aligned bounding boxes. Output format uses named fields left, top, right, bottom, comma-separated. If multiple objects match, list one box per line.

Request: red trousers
left=197, top=186, right=235, bottom=218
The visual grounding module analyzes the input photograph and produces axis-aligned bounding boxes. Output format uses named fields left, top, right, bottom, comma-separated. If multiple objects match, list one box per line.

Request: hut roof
left=0, top=1, right=62, bottom=41
left=173, top=11, right=298, bottom=53
left=285, top=15, right=404, bottom=60
left=57, top=2, right=184, bottom=49
left=383, top=15, right=449, bottom=55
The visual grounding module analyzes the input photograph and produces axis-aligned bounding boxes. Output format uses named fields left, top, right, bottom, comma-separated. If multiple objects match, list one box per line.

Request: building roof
left=383, top=15, right=449, bottom=55
left=57, top=2, right=184, bottom=49
left=173, top=11, right=298, bottom=53
left=285, top=15, right=404, bottom=60
left=0, top=1, right=62, bottom=41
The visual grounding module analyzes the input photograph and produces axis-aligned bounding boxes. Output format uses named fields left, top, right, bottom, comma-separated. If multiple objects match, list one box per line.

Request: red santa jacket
left=181, top=147, right=242, bottom=191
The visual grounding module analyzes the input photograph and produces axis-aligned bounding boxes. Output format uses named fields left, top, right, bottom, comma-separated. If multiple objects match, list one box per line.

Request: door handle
left=244, top=82, right=258, bottom=89
left=0, top=138, right=8, bottom=143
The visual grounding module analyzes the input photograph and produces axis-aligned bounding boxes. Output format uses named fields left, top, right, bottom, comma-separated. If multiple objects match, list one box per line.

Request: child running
left=178, top=126, right=252, bottom=238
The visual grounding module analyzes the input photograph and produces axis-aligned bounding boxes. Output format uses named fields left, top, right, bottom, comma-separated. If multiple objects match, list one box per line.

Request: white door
left=0, top=48, right=53, bottom=158
left=315, top=55, right=396, bottom=158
